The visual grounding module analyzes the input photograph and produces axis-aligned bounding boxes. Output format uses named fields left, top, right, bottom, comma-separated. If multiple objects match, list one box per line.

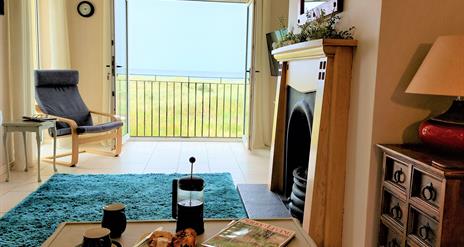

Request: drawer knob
left=387, top=239, right=401, bottom=247
left=390, top=203, right=402, bottom=221
left=393, top=168, right=405, bottom=184
left=421, top=183, right=437, bottom=201
left=418, top=223, right=431, bottom=241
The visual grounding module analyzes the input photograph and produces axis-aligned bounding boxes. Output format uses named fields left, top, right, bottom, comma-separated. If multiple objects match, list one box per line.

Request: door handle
left=116, top=65, right=123, bottom=68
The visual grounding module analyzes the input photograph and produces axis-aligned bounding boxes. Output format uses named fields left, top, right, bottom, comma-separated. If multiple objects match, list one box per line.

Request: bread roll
left=148, top=230, right=174, bottom=247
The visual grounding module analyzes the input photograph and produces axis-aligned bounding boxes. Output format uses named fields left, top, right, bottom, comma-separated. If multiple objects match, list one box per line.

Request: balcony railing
left=116, top=75, right=249, bottom=138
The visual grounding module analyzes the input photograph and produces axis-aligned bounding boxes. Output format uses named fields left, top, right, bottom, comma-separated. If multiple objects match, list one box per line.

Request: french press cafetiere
left=172, top=157, right=205, bottom=235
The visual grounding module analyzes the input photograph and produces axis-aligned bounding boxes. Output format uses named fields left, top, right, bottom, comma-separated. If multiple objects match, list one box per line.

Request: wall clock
left=77, top=1, right=95, bottom=18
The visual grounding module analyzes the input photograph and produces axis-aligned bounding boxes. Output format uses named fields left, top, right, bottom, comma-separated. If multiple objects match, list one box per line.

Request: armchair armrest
left=53, top=116, right=79, bottom=129
left=35, top=105, right=78, bottom=129
left=89, top=110, right=121, bottom=122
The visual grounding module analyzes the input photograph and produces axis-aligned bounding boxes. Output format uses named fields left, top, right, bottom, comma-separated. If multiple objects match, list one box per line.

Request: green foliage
left=273, top=10, right=355, bottom=49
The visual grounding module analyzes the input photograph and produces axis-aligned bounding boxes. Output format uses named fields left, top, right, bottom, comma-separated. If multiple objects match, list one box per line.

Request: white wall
left=66, top=0, right=110, bottom=112
left=337, top=0, right=382, bottom=245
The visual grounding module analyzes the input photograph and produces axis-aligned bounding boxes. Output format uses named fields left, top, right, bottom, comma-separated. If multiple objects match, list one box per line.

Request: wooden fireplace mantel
left=270, top=39, right=357, bottom=247
left=272, top=39, right=357, bottom=61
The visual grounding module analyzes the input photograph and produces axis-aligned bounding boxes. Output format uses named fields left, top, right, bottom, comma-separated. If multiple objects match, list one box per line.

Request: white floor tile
left=9, top=182, right=43, bottom=192
left=0, top=192, right=30, bottom=212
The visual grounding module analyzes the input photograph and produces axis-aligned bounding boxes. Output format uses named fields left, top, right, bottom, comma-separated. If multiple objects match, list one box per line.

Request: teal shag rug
left=0, top=173, right=246, bottom=247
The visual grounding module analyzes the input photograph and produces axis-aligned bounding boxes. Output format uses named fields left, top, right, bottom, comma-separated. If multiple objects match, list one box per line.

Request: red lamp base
left=419, top=120, right=464, bottom=153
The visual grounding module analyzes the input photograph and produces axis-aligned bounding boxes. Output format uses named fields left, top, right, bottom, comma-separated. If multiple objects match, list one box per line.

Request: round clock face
left=77, top=1, right=94, bottom=17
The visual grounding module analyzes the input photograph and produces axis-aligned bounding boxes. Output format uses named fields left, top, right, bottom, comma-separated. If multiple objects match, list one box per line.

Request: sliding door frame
left=110, top=0, right=130, bottom=140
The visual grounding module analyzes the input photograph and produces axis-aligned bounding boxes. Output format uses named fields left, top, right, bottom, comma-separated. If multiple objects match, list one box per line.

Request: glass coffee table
left=42, top=218, right=316, bottom=247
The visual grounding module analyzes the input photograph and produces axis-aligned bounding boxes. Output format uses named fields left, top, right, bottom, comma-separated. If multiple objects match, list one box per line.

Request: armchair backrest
left=34, top=70, right=93, bottom=129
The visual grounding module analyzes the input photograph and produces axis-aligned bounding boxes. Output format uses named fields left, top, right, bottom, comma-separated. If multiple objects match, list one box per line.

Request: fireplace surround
left=270, top=39, right=356, bottom=246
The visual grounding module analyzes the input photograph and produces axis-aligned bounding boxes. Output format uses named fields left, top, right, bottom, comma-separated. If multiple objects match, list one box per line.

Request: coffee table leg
left=22, top=131, right=28, bottom=172
left=3, top=131, right=9, bottom=182
left=36, top=130, right=41, bottom=183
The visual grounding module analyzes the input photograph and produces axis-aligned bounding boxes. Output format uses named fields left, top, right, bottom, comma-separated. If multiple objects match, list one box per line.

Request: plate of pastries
left=133, top=228, right=196, bottom=247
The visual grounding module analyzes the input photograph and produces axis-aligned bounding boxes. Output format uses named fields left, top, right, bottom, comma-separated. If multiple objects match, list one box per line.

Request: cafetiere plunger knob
left=189, top=157, right=196, bottom=178
left=189, top=157, right=196, bottom=164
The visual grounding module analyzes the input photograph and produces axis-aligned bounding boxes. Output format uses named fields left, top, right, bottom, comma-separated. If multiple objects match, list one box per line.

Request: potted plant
left=273, top=10, right=355, bottom=49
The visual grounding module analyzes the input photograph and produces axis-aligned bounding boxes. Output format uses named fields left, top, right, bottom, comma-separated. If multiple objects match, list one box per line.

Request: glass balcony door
left=112, top=0, right=129, bottom=136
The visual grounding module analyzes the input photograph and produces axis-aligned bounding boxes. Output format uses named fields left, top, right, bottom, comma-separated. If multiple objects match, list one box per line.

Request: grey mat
left=237, top=184, right=291, bottom=218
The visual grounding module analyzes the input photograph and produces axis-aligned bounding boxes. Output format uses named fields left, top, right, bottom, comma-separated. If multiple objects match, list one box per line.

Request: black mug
left=102, top=203, right=127, bottom=238
left=82, top=227, right=112, bottom=247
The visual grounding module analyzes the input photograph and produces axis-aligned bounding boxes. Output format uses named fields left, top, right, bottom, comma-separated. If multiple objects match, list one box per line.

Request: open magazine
left=202, top=219, right=295, bottom=247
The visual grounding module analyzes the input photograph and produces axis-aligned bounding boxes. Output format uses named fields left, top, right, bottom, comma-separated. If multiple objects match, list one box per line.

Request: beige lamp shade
left=406, top=35, right=464, bottom=97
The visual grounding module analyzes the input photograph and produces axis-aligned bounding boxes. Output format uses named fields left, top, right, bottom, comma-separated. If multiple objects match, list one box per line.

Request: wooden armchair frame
left=36, top=105, right=122, bottom=167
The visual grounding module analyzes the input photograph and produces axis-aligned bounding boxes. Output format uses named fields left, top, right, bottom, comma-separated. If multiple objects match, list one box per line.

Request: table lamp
left=406, top=35, right=464, bottom=152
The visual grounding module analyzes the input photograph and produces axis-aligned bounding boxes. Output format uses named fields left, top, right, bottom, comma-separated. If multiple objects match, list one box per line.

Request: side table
left=2, top=120, right=57, bottom=182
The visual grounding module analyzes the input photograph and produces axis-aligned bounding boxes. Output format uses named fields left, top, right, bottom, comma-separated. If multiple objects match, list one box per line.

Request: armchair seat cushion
left=50, top=121, right=123, bottom=137
left=76, top=121, right=123, bottom=134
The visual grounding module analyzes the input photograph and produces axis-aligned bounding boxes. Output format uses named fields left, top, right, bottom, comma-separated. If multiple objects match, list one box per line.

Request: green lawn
left=116, top=75, right=249, bottom=138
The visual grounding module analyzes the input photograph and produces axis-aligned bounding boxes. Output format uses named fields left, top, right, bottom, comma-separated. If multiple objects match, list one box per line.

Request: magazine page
left=202, top=219, right=295, bottom=247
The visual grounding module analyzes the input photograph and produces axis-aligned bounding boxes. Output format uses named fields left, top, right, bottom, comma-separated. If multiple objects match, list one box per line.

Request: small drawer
left=382, top=189, right=407, bottom=228
left=408, top=207, right=439, bottom=247
left=411, top=168, right=442, bottom=209
left=384, top=156, right=410, bottom=191
left=379, top=223, right=404, bottom=247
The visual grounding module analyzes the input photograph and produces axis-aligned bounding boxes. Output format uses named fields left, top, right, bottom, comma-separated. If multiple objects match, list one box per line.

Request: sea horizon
left=127, top=68, right=245, bottom=79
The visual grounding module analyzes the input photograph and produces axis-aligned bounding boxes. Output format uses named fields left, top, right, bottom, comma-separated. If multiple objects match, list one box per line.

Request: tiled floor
left=0, top=140, right=270, bottom=216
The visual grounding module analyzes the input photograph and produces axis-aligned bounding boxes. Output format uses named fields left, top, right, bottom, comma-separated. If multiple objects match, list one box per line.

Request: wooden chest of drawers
left=377, top=144, right=464, bottom=247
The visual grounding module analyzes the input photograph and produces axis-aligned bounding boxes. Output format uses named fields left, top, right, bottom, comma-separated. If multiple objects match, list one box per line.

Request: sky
left=127, top=0, right=248, bottom=78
